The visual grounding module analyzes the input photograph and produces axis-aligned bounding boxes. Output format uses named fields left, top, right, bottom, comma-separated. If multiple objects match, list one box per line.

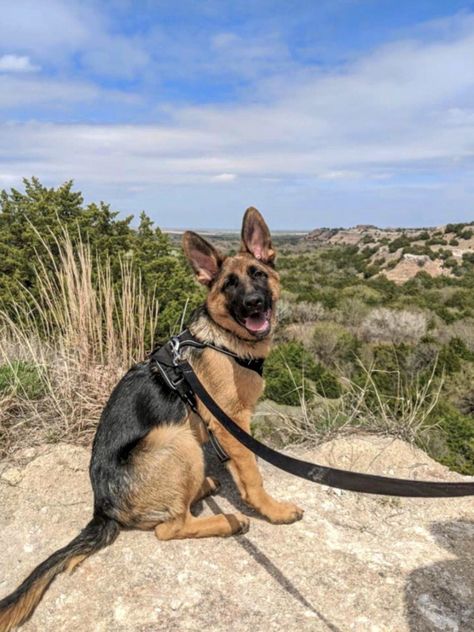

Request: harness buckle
left=169, top=336, right=182, bottom=365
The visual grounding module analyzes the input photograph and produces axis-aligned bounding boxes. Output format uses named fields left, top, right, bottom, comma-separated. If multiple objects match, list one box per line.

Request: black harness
left=151, top=330, right=474, bottom=498
left=151, top=329, right=263, bottom=463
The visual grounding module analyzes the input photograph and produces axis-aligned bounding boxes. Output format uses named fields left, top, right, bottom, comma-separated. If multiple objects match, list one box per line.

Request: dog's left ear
left=182, top=231, right=224, bottom=286
left=240, top=207, right=275, bottom=264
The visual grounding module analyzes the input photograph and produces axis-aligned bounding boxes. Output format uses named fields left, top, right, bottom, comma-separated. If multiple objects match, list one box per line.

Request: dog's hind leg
left=126, top=422, right=246, bottom=538
left=155, top=511, right=248, bottom=540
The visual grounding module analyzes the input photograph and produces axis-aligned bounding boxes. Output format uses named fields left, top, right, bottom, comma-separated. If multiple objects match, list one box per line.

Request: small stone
left=2, top=467, right=22, bottom=485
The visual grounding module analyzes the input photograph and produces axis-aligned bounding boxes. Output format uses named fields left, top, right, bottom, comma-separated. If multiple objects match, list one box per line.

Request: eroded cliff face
left=1, top=436, right=473, bottom=632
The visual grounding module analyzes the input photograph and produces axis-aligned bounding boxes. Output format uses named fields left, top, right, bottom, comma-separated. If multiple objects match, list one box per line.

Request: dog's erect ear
left=240, top=207, right=275, bottom=264
left=182, top=231, right=224, bottom=286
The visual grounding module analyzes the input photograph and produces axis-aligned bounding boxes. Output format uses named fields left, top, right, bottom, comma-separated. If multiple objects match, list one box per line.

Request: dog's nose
left=244, top=294, right=264, bottom=311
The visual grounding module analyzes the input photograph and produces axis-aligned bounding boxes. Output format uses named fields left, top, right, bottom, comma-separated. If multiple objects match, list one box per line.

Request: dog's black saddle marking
left=150, top=329, right=264, bottom=463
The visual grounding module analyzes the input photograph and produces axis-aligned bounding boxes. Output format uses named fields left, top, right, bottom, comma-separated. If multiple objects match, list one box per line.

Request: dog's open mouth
left=242, top=309, right=272, bottom=336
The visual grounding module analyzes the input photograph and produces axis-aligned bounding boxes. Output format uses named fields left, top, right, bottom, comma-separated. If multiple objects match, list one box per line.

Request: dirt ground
left=1, top=435, right=473, bottom=632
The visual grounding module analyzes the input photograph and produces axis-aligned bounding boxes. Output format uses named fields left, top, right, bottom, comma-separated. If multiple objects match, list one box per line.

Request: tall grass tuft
left=0, top=230, right=160, bottom=456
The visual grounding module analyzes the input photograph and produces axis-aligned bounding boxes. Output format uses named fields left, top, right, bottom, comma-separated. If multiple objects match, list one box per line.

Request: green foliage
left=426, top=237, right=448, bottom=246
left=436, top=340, right=462, bottom=375
left=0, top=178, right=132, bottom=307
left=3, top=180, right=474, bottom=474
left=426, top=401, right=474, bottom=475
left=264, top=341, right=341, bottom=405
left=0, top=178, right=202, bottom=338
left=443, top=257, right=458, bottom=269
left=274, top=236, right=474, bottom=473
left=388, top=234, right=411, bottom=252
left=402, top=243, right=435, bottom=259
left=0, top=361, right=44, bottom=399
left=312, top=321, right=359, bottom=366
left=445, top=223, right=474, bottom=239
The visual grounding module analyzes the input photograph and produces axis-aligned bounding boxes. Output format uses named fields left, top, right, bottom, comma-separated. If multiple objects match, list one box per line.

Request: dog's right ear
left=182, top=231, right=224, bottom=286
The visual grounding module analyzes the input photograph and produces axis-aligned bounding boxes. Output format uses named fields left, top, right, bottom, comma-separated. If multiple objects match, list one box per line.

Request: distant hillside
left=304, top=222, right=474, bottom=284
left=165, top=221, right=474, bottom=285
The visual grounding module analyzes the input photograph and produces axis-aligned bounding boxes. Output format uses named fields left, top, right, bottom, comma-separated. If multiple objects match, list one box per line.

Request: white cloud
left=211, top=173, right=237, bottom=182
left=0, top=54, right=39, bottom=73
left=0, top=0, right=89, bottom=59
left=0, top=1, right=149, bottom=79
left=0, top=75, right=140, bottom=109
left=1, top=12, right=474, bottom=227
left=318, top=170, right=362, bottom=180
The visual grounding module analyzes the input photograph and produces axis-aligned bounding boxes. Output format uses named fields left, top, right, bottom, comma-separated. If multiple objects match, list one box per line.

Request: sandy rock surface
left=1, top=436, right=474, bottom=632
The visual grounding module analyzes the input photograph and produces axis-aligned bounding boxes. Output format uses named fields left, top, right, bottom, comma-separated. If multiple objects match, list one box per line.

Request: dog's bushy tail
left=0, top=515, right=120, bottom=632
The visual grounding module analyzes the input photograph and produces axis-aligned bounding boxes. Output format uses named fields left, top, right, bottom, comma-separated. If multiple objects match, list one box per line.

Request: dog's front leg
left=210, top=419, right=304, bottom=524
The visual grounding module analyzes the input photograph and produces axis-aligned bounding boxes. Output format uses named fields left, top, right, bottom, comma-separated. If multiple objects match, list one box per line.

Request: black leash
left=152, top=331, right=474, bottom=497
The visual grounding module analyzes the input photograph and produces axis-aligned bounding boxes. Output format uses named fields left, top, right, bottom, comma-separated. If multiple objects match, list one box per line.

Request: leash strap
left=180, top=360, right=474, bottom=498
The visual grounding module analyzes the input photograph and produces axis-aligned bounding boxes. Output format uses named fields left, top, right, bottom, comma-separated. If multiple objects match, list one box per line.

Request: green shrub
left=0, top=178, right=203, bottom=340
left=426, top=401, right=474, bottom=474
left=311, top=321, right=359, bottom=366
left=0, top=361, right=44, bottom=399
left=337, top=296, right=370, bottom=327
left=460, top=229, right=473, bottom=240
left=340, top=284, right=383, bottom=304
left=264, top=341, right=341, bottom=405
left=426, top=237, right=448, bottom=246
left=436, top=340, right=463, bottom=375
left=443, top=257, right=458, bottom=269
left=444, top=337, right=474, bottom=362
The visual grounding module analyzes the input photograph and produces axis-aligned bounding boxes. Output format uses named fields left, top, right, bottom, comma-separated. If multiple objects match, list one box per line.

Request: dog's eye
left=248, top=266, right=267, bottom=280
left=222, top=274, right=239, bottom=291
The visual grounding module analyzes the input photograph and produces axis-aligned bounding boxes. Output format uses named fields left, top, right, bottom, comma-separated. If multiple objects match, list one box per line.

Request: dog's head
left=183, top=207, right=280, bottom=340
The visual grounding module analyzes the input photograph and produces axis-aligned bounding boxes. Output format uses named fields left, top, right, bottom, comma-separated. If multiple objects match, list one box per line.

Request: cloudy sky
left=1, top=1, right=474, bottom=229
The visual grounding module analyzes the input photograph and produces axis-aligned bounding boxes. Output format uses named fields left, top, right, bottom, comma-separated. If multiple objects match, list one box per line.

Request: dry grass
left=0, top=231, right=160, bottom=457
left=273, top=357, right=443, bottom=449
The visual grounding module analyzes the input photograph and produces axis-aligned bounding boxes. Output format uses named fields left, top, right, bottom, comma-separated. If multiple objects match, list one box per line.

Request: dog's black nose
left=244, top=294, right=264, bottom=311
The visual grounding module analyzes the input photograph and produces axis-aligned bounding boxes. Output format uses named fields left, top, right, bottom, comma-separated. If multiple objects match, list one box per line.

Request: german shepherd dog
left=0, top=207, right=303, bottom=631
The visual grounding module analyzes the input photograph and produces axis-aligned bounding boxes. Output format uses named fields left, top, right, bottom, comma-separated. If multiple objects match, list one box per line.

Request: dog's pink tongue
left=244, top=312, right=269, bottom=332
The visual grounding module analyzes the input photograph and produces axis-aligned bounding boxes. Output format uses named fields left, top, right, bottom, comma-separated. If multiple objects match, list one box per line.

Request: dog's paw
left=234, top=513, right=250, bottom=535
left=226, top=512, right=250, bottom=535
left=265, top=500, right=304, bottom=525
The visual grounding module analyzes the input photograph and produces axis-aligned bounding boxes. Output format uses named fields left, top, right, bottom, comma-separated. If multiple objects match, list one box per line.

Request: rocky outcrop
left=1, top=436, right=473, bottom=631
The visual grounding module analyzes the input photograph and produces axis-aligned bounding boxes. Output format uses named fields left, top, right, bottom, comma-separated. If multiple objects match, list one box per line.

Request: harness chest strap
left=150, top=330, right=265, bottom=463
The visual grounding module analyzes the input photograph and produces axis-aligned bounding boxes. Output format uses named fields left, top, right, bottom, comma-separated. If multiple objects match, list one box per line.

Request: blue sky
left=1, top=1, right=474, bottom=229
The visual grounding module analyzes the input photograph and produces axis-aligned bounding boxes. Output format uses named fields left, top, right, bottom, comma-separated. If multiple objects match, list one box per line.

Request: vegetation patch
left=1, top=178, right=474, bottom=474
left=0, top=361, right=45, bottom=400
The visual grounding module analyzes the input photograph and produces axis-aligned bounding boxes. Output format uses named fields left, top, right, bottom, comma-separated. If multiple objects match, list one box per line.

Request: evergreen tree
left=0, top=178, right=202, bottom=337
